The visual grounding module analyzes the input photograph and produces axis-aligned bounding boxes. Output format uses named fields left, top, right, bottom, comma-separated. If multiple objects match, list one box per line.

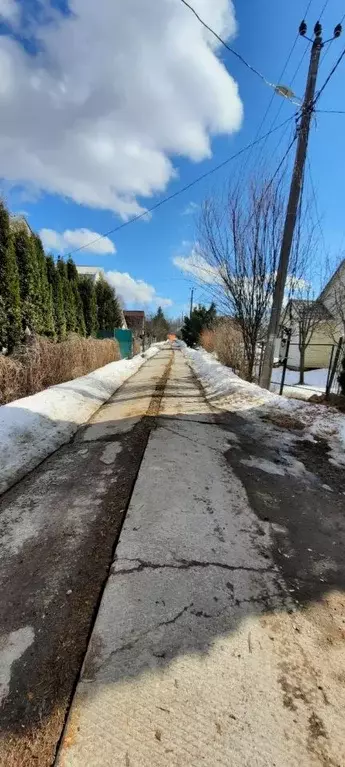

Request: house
left=123, top=310, right=145, bottom=339
left=279, top=298, right=334, bottom=370
left=76, top=266, right=105, bottom=283
left=277, top=260, right=345, bottom=370
left=318, top=258, right=345, bottom=339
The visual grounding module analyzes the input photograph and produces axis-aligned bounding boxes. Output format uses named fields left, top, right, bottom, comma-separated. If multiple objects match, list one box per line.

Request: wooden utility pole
left=260, top=21, right=329, bottom=389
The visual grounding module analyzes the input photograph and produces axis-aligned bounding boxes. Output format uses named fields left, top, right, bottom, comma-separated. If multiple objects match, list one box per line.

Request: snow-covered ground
left=0, top=344, right=164, bottom=495
left=271, top=366, right=329, bottom=399
left=182, top=345, right=345, bottom=467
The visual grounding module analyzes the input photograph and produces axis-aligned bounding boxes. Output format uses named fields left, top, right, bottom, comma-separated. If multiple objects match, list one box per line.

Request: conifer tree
left=67, top=257, right=86, bottom=336
left=33, top=234, right=55, bottom=337
left=95, top=277, right=122, bottom=332
left=46, top=255, right=66, bottom=340
left=0, top=203, right=21, bottom=351
left=57, top=257, right=76, bottom=333
left=13, top=223, right=41, bottom=333
left=78, top=276, right=98, bottom=336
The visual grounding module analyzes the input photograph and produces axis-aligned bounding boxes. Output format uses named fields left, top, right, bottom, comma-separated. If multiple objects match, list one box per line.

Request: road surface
left=1, top=347, right=345, bottom=766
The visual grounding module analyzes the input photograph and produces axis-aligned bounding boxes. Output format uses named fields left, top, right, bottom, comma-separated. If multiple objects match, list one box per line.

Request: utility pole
left=190, top=287, right=194, bottom=318
left=260, top=20, right=341, bottom=389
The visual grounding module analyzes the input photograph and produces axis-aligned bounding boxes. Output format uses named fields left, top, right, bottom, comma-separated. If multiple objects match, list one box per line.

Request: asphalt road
left=56, top=349, right=345, bottom=767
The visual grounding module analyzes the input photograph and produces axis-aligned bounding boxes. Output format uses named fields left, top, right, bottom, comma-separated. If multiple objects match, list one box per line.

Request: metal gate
left=114, top=328, right=133, bottom=359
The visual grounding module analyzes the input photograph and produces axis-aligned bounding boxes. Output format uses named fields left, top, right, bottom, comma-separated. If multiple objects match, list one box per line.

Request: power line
left=179, top=0, right=276, bottom=92
left=315, top=108, right=345, bottom=113
left=66, top=115, right=295, bottom=257
left=314, top=46, right=345, bottom=105
left=179, top=131, right=298, bottom=289
left=318, top=0, right=330, bottom=20
left=237, top=0, right=315, bottom=178
left=320, top=12, right=345, bottom=64
left=307, top=157, right=327, bottom=253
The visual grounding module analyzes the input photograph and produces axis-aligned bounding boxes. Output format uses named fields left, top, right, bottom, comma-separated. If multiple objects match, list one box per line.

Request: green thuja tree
left=78, top=276, right=98, bottom=336
left=46, top=255, right=66, bottom=340
left=13, top=223, right=41, bottom=334
left=57, top=257, right=77, bottom=333
left=0, top=202, right=22, bottom=351
left=66, top=257, right=86, bottom=336
left=33, top=234, right=55, bottom=337
left=95, top=277, right=122, bottom=332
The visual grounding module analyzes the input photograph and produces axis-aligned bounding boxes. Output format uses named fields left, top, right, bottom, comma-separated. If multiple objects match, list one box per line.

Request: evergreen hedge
left=0, top=201, right=122, bottom=353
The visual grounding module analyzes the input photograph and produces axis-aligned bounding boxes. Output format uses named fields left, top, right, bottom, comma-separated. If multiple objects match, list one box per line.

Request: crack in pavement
left=84, top=602, right=195, bottom=678
left=158, top=423, right=226, bottom=454
left=113, top=557, right=278, bottom=576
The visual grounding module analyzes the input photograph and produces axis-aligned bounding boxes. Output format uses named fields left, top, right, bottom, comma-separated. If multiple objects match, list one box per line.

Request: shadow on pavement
left=1, top=361, right=345, bottom=766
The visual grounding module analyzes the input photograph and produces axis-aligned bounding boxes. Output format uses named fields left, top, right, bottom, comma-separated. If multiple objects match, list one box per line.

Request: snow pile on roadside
left=0, top=344, right=163, bottom=495
left=182, top=345, right=345, bottom=467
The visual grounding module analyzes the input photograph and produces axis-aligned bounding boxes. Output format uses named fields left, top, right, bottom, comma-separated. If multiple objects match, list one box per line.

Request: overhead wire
left=239, top=0, right=315, bottom=178
left=314, top=46, right=345, bottom=106
left=306, top=157, right=327, bottom=254
left=179, top=0, right=277, bottom=92
left=66, top=115, right=296, bottom=257
left=315, top=108, right=345, bottom=113
left=179, top=130, right=298, bottom=296
left=319, top=10, right=345, bottom=65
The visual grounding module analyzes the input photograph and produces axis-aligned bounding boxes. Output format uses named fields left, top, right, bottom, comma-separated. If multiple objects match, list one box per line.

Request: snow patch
left=241, top=457, right=285, bottom=476
left=0, top=344, right=163, bottom=496
left=182, top=346, right=345, bottom=467
left=100, top=443, right=122, bottom=465
left=0, top=626, right=34, bottom=705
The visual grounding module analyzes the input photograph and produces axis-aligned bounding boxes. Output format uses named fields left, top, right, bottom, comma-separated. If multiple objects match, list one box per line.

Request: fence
left=273, top=336, right=344, bottom=397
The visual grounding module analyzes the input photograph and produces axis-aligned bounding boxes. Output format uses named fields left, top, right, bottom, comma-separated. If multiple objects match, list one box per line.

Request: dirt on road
left=0, top=350, right=172, bottom=767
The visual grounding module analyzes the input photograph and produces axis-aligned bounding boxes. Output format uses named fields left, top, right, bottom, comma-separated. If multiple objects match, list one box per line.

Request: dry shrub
left=200, top=328, right=215, bottom=353
left=133, top=338, right=141, bottom=356
left=213, top=319, right=248, bottom=378
left=0, top=333, right=120, bottom=405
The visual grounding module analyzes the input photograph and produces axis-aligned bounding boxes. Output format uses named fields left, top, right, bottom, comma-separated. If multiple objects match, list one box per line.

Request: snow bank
left=183, top=346, right=345, bottom=467
left=0, top=344, right=163, bottom=495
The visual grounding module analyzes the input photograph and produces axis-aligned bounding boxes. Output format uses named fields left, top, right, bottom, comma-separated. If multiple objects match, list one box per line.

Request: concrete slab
left=57, top=352, right=345, bottom=767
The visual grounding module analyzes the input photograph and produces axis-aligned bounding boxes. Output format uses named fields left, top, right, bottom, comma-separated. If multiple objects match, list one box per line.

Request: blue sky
left=1, top=0, right=345, bottom=317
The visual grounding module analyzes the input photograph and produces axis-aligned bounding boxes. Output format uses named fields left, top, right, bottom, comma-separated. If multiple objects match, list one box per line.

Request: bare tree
left=285, top=296, right=327, bottom=384
left=196, top=177, right=287, bottom=380
left=285, top=210, right=328, bottom=384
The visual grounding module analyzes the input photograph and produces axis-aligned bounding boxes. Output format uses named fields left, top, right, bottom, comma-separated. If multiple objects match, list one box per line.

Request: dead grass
left=201, top=321, right=247, bottom=378
left=0, top=334, right=120, bottom=405
left=262, top=412, right=305, bottom=431
left=199, top=329, right=215, bottom=353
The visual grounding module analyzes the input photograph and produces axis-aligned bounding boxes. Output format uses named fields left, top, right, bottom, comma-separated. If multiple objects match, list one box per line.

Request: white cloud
left=183, top=201, right=200, bottom=216
left=0, top=0, right=18, bottom=22
left=106, top=270, right=172, bottom=308
left=0, top=0, right=242, bottom=218
left=39, top=228, right=116, bottom=254
left=173, top=251, right=220, bottom=284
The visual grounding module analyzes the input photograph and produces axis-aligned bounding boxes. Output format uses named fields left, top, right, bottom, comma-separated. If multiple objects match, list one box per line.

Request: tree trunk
left=299, top=346, right=305, bottom=384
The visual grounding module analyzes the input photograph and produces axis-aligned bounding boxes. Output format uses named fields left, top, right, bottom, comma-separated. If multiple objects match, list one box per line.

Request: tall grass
left=0, top=334, right=120, bottom=405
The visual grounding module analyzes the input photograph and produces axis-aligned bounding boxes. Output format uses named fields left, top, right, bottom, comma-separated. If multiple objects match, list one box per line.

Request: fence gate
left=114, top=328, right=133, bottom=359
left=326, top=337, right=344, bottom=396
